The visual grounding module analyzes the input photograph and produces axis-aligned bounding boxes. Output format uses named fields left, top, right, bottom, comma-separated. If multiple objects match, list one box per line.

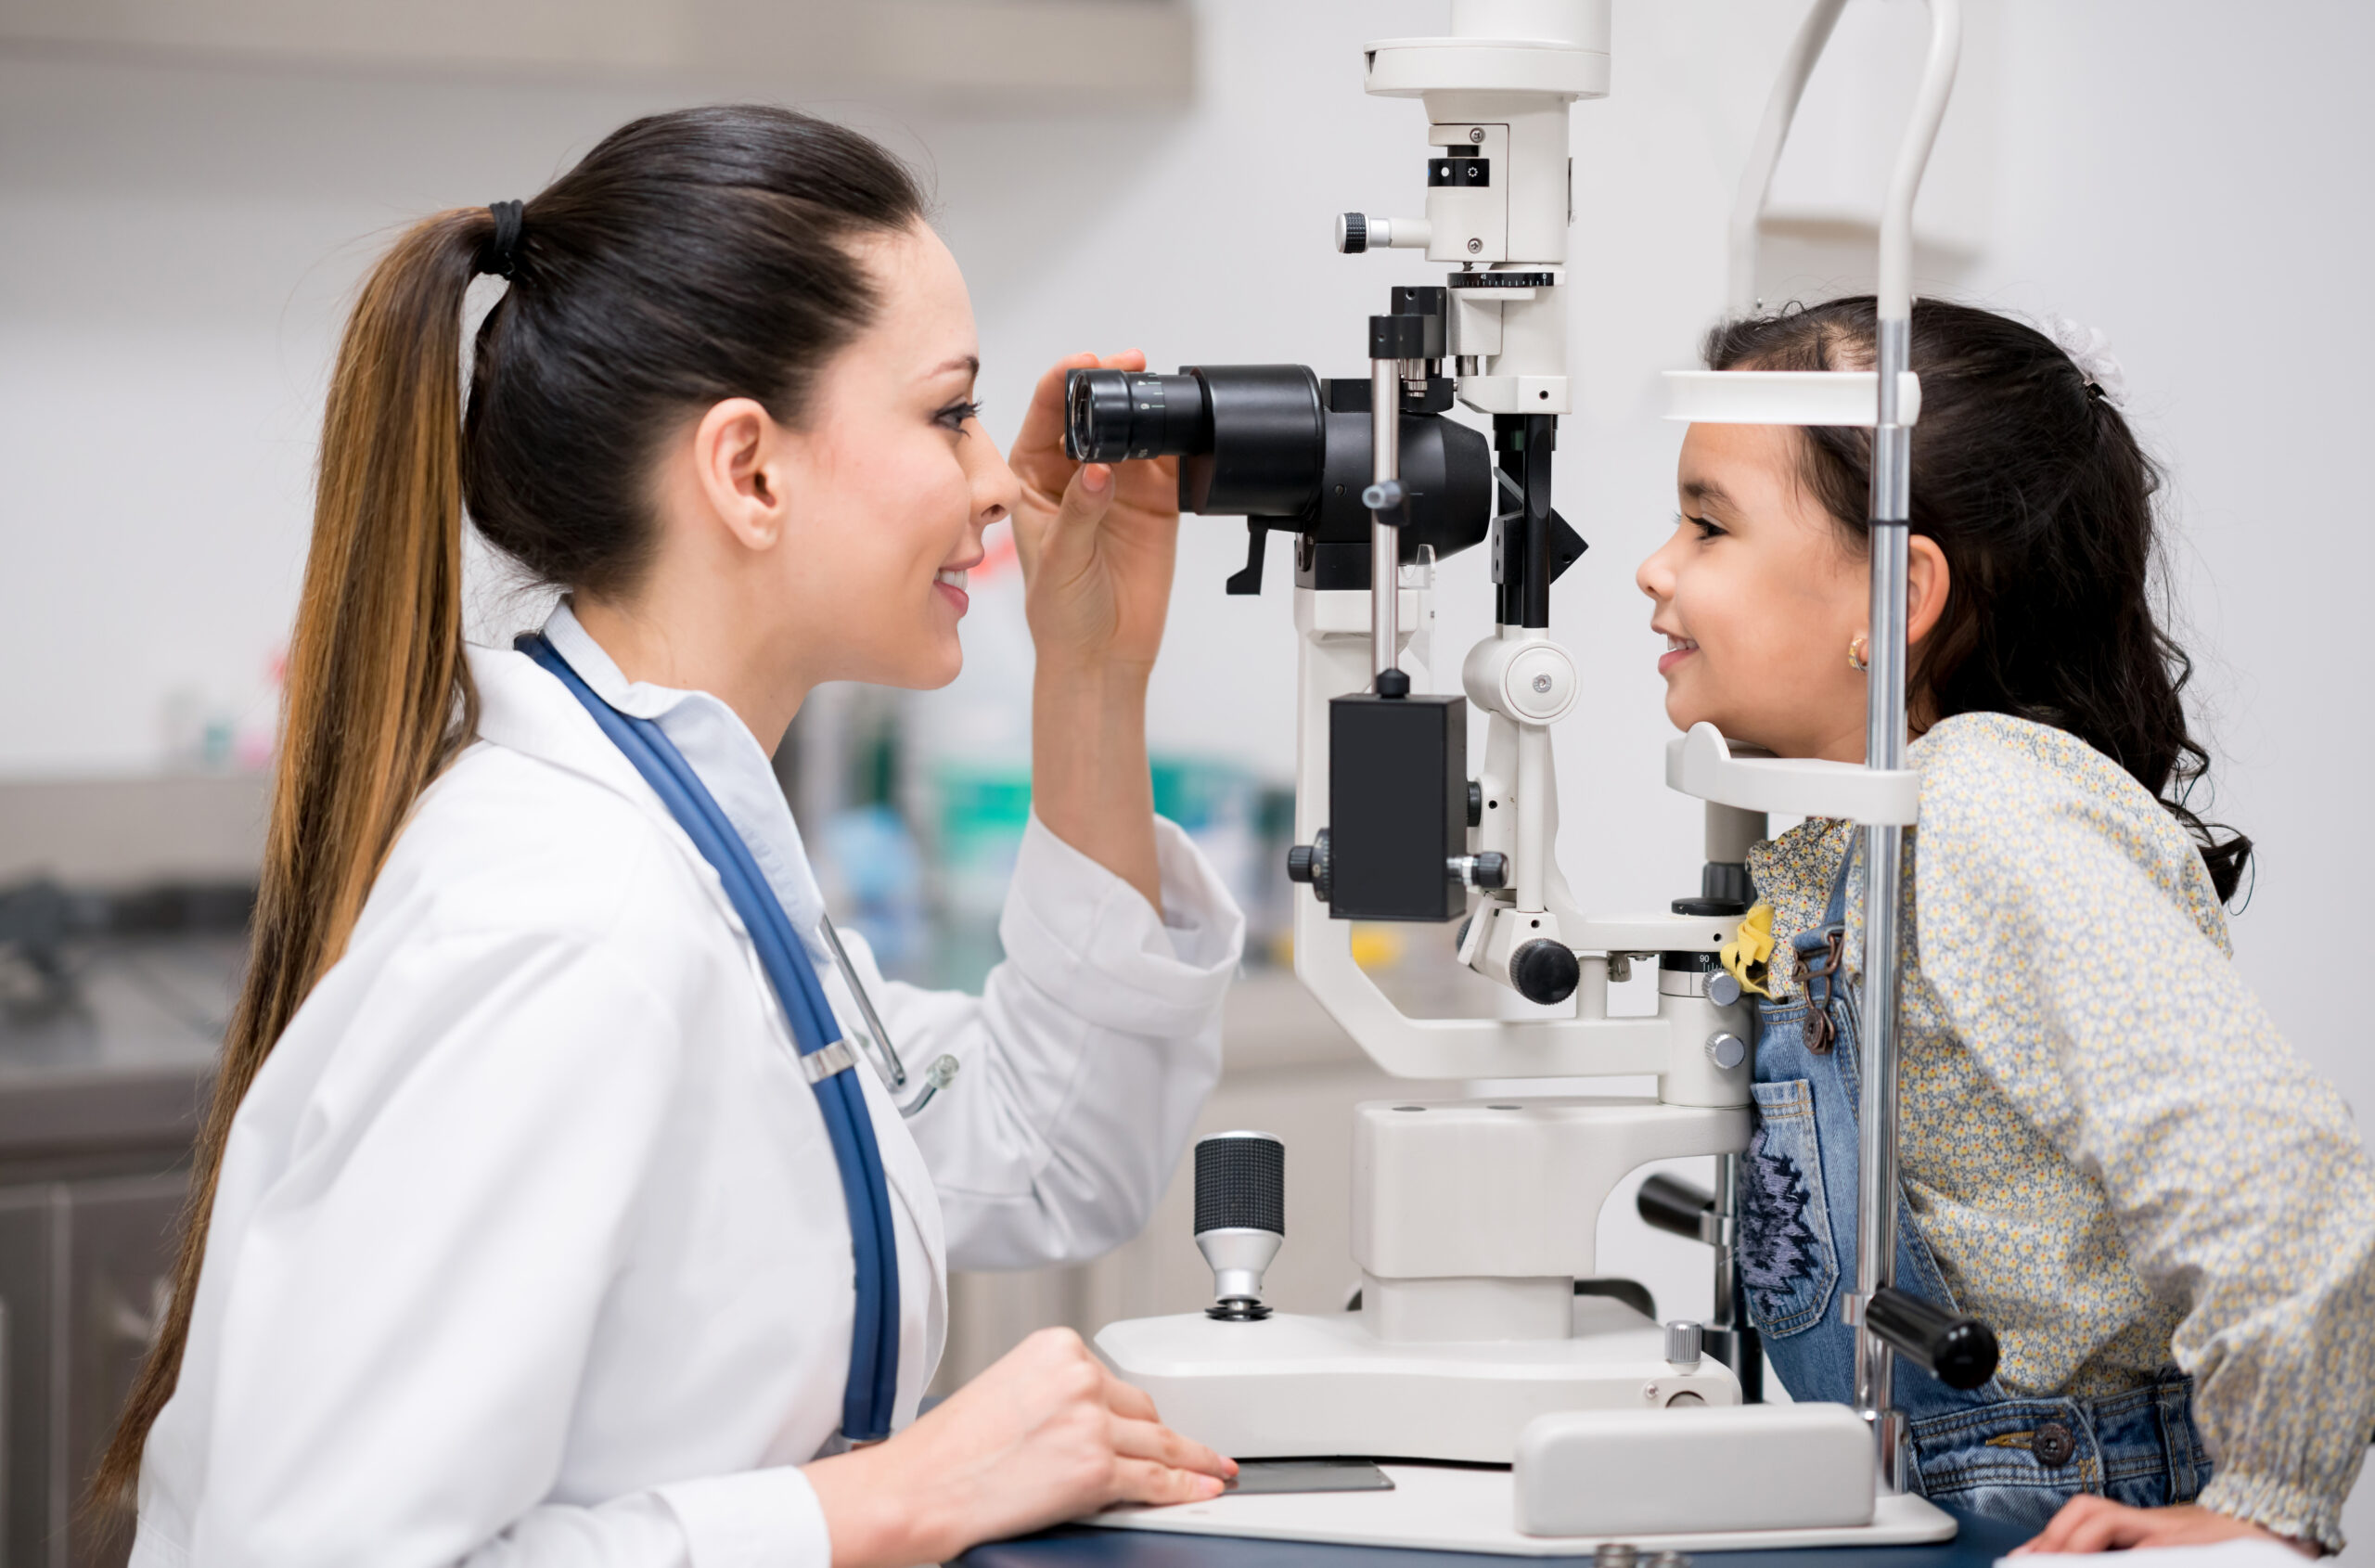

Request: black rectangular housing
left=1327, top=694, right=1465, bottom=921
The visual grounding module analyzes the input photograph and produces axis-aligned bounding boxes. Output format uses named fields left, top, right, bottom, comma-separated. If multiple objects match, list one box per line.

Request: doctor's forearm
left=1031, top=660, right=1162, bottom=912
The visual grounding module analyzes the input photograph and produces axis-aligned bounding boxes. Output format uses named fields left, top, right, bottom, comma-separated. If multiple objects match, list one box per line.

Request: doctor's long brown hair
left=93, top=106, right=924, bottom=1515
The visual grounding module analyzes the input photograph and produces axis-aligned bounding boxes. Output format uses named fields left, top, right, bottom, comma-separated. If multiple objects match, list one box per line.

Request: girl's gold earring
left=1848, top=634, right=1870, bottom=674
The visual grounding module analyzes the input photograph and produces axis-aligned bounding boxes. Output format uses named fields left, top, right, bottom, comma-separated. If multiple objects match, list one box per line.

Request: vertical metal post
left=1370, top=357, right=1401, bottom=682
left=1710, top=1151, right=1760, bottom=1401
left=1854, top=314, right=1913, bottom=1490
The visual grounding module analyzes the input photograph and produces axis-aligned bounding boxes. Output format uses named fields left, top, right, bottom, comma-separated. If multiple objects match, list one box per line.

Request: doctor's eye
left=936, top=399, right=982, bottom=434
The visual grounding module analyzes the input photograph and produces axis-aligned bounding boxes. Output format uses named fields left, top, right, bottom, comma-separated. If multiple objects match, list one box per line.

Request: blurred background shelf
left=0, top=0, right=1195, bottom=112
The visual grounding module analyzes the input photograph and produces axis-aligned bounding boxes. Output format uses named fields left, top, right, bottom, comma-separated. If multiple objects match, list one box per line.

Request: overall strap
left=520, top=635, right=901, bottom=1442
left=1793, top=838, right=1858, bottom=1054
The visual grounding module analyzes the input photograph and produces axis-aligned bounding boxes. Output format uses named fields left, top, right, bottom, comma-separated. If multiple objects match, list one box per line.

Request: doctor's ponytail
left=93, top=106, right=925, bottom=1523
left=84, top=203, right=491, bottom=1527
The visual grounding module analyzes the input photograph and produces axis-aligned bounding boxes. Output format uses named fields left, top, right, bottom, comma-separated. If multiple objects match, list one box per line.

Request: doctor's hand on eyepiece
left=1009, top=350, right=1183, bottom=679
left=1007, top=351, right=1181, bottom=915
left=803, top=1326, right=1235, bottom=1568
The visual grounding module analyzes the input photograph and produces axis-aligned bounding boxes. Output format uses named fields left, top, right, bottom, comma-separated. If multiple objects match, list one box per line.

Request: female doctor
left=95, top=106, right=1245, bottom=1566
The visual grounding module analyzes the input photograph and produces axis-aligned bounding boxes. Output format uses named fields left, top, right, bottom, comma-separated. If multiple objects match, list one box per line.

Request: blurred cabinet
left=0, top=1169, right=189, bottom=1568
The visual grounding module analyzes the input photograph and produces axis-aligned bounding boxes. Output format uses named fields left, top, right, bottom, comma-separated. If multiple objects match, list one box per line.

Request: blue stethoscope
left=520, top=634, right=904, bottom=1443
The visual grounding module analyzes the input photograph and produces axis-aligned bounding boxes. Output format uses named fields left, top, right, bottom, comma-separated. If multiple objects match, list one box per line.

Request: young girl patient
left=1637, top=297, right=2374, bottom=1556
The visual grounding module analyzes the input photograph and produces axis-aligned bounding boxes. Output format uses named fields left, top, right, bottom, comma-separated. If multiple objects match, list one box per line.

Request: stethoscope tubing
left=520, top=635, right=901, bottom=1441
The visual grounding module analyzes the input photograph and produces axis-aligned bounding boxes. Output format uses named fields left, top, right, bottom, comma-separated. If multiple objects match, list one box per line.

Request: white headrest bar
left=1662, top=369, right=1921, bottom=429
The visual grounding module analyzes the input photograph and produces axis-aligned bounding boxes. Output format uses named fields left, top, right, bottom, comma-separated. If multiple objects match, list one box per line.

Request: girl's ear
left=1906, top=533, right=1953, bottom=650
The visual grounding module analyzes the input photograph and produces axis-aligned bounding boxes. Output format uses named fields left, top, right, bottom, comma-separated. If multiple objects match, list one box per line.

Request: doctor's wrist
left=805, top=1445, right=948, bottom=1568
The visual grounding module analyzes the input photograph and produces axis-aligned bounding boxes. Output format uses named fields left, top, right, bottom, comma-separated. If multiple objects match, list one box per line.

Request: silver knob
left=1663, top=1319, right=1703, bottom=1369
left=1706, top=970, right=1743, bottom=1008
left=1704, top=1031, right=1747, bottom=1071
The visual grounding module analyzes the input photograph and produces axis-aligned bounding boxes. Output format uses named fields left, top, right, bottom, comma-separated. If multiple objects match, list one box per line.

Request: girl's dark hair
left=90, top=105, right=926, bottom=1523
left=1705, top=296, right=2253, bottom=903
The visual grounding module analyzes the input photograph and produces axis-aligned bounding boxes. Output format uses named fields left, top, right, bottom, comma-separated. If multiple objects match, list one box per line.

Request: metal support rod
left=1710, top=1151, right=1761, bottom=1401
left=1370, top=357, right=1402, bottom=681
left=1853, top=314, right=1914, bottom=1489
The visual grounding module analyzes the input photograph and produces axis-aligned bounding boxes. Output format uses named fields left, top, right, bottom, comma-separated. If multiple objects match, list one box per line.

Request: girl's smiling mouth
left=1657, top=631, right=1698, bottom=676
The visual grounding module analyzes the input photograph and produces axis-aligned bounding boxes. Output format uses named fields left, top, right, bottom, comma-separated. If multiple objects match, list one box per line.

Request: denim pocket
left=1740, top=1078, right=1840, bottom=1337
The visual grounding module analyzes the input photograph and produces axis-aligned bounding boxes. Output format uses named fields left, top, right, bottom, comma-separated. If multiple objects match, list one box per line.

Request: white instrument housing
left=1094, top=0, right=1968, bottom=1547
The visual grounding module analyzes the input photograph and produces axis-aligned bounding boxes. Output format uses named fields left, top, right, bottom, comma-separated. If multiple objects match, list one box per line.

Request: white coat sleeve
left=179, top=928, right=830, bottom=1568
left=867, top=814, right=1243, bottom=1269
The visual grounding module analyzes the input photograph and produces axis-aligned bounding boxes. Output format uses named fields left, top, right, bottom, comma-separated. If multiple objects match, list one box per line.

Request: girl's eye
left=936, top=399, right=982, bottom=433
left=1685, top=512, right=1725, bottom=541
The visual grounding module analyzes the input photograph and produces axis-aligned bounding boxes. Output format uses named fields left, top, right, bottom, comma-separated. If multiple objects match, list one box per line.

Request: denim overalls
left=1737, top=850, right=2213, bottom=1527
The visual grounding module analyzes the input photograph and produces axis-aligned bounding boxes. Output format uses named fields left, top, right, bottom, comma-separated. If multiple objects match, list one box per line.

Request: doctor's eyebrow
left=927, top=354, right=982, bottom=380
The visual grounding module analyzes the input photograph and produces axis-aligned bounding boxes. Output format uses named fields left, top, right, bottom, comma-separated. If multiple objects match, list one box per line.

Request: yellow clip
left=1720, top=902, right=1778, bottom=998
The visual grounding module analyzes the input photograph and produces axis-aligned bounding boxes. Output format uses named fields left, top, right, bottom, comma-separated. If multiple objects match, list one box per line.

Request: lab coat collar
left=529, top=601, right=832, bottom=957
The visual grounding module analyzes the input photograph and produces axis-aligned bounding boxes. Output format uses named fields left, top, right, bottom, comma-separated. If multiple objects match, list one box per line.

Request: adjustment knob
left=1285, top=829, right=1331, bottom=899
left=1195, top=1131, right=1284, bottom=1320
left=1336, top=211, right=1369, bottom=253
left=1704, top=1031, right=1748, bottom=1071
left=1509, top=938, right=1580, bottom=1005
left=1663, top=1319, right=1704, bottom=1369
left=1446, top=853, right=1508, bottom=890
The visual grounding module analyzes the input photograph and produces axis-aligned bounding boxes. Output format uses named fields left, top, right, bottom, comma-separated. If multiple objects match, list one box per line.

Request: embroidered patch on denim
left=1740, top=1121, right=1825, bottom=1311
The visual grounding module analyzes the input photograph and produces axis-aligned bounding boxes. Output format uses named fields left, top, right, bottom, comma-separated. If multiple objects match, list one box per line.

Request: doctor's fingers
left=1097, top=1366, right=1158, bottom=1422
left=1107, top=1412, right=1234, bottom=1480
left=1108, top=1456, right=1228, bottom=1507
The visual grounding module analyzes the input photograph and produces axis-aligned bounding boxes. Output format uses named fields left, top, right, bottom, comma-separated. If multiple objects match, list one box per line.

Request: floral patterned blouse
left=1746, top=712, right=2374, bottom=1550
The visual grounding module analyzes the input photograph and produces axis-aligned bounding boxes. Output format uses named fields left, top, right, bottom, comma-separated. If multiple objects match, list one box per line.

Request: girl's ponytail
left=89, top=206, right=493, bottom=1519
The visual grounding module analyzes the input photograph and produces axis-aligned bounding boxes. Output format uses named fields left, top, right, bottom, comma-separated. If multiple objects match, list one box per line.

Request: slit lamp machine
left=1064, top=0, right=1995, bottom=1552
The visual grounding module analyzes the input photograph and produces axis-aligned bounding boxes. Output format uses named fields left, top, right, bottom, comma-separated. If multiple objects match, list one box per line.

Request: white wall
left=3, top=0, right=2369, bottom=1546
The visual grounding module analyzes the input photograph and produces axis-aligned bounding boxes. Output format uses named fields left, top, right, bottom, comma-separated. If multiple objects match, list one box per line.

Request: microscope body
left=1080, top=0, right=1778, bottom=1468
left=1075, top=0, right=1985, bottom=1546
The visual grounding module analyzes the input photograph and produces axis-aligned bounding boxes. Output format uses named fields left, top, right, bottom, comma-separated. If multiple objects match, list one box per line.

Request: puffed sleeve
left=1912, top=725, right=2375, bottom=1551
left=851, top=813, right=1242, bottom=1270
left=175, top=926, right=832, bottom=1568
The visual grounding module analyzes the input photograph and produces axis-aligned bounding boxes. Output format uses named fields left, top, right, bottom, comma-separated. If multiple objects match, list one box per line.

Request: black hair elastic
left=478, top=199, right=526, bottom=278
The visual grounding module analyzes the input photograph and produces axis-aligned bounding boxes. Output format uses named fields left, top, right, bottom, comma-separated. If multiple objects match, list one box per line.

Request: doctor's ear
left=690, top=397, right=794, bottom=550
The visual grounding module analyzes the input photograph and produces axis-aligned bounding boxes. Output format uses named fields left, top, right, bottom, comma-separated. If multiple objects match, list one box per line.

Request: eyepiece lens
left=1063, top=368, right=1209, bottom=464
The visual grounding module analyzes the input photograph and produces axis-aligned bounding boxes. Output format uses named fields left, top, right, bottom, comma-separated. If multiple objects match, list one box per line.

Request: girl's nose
left=1637, top=534, right=1678, bottom=602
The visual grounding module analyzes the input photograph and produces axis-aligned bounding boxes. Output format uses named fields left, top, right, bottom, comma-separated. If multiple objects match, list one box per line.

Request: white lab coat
left=131, top=606, right=1244, bottom=1568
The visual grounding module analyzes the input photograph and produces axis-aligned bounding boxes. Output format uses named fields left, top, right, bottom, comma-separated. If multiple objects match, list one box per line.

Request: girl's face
left=767, top=223, right=1017, bottom=691
left=1635, top=423, right=1874, bottom=763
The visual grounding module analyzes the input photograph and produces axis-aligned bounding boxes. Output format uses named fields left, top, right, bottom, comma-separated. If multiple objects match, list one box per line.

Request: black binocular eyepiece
left=1066, top=370, right=1210, bottom=464
left=1060, top=363, right=1494, bottom=593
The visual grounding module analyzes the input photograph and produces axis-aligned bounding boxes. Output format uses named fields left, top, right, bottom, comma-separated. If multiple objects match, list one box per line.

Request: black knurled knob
left=1338, top=212, right=1369, bottom=254
left=1194, top=1133, right=1284, bottom=1237
left=1286, top=829, right=1331, bottom=900
left=1472, top=852, right=1508, bottom=890
left=1510, top=937, right=1581, bottom=1005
